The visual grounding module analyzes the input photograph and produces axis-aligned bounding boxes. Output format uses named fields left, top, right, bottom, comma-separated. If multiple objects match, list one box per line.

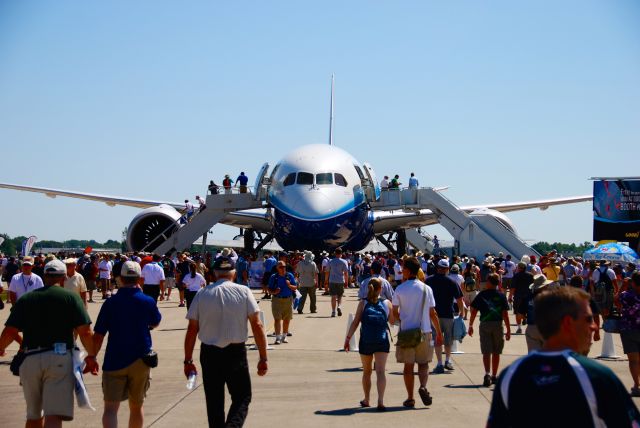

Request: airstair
left=370, top=188, right=539, bottom=259
left=405, top=229, right=435, bottom=254
left=151, top=193, right=264, bottom=256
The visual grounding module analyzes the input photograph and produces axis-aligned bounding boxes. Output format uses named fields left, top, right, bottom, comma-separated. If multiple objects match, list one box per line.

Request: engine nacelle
left=126, top=204, right=183, bottom=252
left=469, top=208, right=517, bottom=234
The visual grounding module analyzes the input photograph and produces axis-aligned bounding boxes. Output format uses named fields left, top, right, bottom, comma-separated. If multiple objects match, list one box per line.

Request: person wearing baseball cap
left=63, top=258, right=88, bottom=308
left=183, top=254, right=268, bottom=427
left=8, top=255, right=44, bottom=304
left=93, top=260, right=161, bottom=428
left=427, top=257, right=464, bottom=374
left=0, top=259, right=99, bottom=426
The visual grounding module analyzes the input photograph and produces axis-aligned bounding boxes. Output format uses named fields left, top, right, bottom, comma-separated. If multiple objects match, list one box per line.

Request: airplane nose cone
left=292, top=191, right=335, bottom=219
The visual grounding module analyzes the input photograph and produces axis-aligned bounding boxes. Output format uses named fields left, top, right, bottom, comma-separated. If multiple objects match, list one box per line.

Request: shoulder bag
left=396, top=284, right=427, bottom=348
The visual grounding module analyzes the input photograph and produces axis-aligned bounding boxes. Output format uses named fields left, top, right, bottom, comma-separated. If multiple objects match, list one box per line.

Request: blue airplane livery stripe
left=269, top=195, right=366, bottom=221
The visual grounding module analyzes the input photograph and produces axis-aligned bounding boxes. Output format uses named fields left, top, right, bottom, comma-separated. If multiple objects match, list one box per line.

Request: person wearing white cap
left=63, top=258, right=87, bottom=308
left=0, top=259, right=99, bottom=426
left=93, top=261, right=162, bottom=428
left=295, top=251, right=318, bottom=314
left=8, top=256, right=44, bottom=304
left=428, top=258, right=464, bottom=374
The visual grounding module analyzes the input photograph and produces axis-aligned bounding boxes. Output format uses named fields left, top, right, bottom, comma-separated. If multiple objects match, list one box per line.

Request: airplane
left=0, top=80, right=593, bottom=256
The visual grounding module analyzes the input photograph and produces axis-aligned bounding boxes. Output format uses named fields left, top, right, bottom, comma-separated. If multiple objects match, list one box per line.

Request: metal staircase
left=153, top=193, right=264, bottom=256
left=371, top=188, right=539, bottom=259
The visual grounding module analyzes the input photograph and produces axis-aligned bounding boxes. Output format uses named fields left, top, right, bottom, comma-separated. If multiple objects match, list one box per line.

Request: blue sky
left=1, top=1, right=639, bottom=245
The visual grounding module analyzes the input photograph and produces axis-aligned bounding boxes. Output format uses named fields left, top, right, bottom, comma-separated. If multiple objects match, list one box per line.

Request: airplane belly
left=273, top=205, right=372, bottom=251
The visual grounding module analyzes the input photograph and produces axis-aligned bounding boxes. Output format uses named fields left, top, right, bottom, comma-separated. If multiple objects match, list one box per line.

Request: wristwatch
left=183, top=359, right=193, bottom=365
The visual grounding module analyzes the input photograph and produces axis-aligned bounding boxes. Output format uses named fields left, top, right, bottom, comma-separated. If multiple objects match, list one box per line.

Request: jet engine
left=126, top=204, right=183, bottom=252
left=469, top=208, right=518, bottom=234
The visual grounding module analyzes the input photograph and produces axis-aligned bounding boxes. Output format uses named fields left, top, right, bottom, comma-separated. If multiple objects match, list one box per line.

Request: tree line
left=0, top=234, right=124, bottom=255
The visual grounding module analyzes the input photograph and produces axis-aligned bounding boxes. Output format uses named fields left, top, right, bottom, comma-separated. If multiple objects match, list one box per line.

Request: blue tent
left=583, top=243, right=639, bottom=264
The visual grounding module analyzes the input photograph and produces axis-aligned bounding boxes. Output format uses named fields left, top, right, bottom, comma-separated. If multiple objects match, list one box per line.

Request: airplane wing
left=372, top=194, right=593, bottom=233
left=0, top=182, right=273, bottom=233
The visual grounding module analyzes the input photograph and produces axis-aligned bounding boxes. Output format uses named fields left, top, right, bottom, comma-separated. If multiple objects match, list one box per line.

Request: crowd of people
left=1, top=246, right=640, bottom=427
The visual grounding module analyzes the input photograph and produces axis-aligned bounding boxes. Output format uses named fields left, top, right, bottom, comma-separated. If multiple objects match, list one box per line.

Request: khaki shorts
left=396, top=332, right=433, bottom=364
left=329, top=282, right=345, bottom=297
left=20, top=351, right=74, bottom=421
left=165, top=277, right=176, bottom=289
left=463, top=290, right=478, bottom=305
left=479, top=321, right=504, bottom=354
left=271, top=296, right=293, bottom=320
left=102, top=359, right=151, bottom=404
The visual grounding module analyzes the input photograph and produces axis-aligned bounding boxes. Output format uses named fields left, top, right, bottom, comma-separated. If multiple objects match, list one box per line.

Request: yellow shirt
left=542, top=265, right=561, bottom=281
left=64, top=272, right=87, bottom=295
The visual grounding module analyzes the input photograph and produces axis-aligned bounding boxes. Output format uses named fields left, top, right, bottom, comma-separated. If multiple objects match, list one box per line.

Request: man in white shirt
left=183, top=256, right=268, bottom=427
left=8, top=256, right=44, bottom=303
left=63, top=258, right=88, bottom=307
left=380, top=176, right=389, bottom=190
left=99, top=255, right=113, bottom=299
left=392, top=257, right=443, bottom=408
left=500, top=255, right=516, bottom=290
left=141, top=253, right=166, bottom=303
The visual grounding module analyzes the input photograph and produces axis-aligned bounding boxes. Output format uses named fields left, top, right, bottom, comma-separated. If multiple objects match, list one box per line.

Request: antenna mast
left=329, top=74, right=334, bottom=146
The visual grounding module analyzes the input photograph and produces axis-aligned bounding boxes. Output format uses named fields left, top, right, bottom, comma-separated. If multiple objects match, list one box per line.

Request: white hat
left=121, top=261, right=142, bottom=278
left=63, top=258, right=78, bottom=265
left=437, top=259, right=450, bottom=268
left=44, top=259, right=66, bottom=275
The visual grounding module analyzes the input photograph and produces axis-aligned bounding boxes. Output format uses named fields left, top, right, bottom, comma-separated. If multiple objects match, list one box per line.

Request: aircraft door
left=254, top=163, right=269, bottom=201
left=362, top=162, right=381, bottom=201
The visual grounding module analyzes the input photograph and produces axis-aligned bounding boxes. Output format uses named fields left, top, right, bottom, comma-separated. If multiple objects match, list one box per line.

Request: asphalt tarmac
left=0, top=285, right=636, bottom=427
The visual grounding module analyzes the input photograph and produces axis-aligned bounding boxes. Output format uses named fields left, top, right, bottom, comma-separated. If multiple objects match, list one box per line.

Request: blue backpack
left=360, top=300, right=388, bottom=344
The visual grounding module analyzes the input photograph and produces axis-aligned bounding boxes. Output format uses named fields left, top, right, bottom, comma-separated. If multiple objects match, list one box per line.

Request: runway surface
left=0, top=285, right=635, bottom=427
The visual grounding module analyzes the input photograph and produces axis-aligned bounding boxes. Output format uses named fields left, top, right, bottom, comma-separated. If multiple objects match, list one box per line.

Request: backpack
left=360, top=301, right=388, bottom=344
left=82, top=260, right=97, bottom=279
left=593, top=267, right=612, bottom=304
left=223, top=178, right=231, bottom=187
left=464, top=273, right=477, bottom=292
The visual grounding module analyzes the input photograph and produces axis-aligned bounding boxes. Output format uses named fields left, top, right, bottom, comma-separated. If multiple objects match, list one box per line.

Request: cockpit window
left=354, top=165, right=365, bottom=180
left=335, top=173, right=348, bottom=187
left=296, top=172, right=314, bottom=185
left=283, top=172, right=296, bottom=186
left=316, top=173, right=333, bottom=185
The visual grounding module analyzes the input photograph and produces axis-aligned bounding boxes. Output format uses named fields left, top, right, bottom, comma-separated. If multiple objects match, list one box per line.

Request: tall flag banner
left=593, top=179, right=640, bottom=246
left=0, top=237, right=4, bottom=246
left=22, top=235, right=38, bottom=256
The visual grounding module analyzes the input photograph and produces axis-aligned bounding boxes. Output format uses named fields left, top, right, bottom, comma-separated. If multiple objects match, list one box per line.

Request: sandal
left=359, top=400, right=370, bottom=408
left=377, top=404, right=387, bottom=412
left=418, top=387, right=432, bottom=406
left=403, top=398, right=415, bottom=408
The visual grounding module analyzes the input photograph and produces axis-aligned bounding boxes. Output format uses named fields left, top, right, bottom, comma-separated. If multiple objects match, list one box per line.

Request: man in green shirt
left=0, top=259, right=99, bottom=428
left=487, top=286, right=640, bottom=428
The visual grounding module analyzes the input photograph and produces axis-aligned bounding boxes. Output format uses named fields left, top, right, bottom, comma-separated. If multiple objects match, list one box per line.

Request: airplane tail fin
left=329, top=74, right=334, bottom=146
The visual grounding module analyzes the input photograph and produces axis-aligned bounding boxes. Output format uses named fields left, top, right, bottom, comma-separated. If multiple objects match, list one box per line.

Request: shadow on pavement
left=326, top=367, right=362, bottom=373
left=443, top=384, right=484, bottom=389
left=315, top=406, right=425, bottom=416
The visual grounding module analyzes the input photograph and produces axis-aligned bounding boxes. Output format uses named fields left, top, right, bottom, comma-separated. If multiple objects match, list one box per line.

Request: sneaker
left=522, top=318, right=527, bottom=326
left=297, top=310, right=303, bottom=314
left=178, top=303, right=185, bottom=307
left=286, top=332, right=293, bottom=337
left=491, top=376, right=498, bottom=385
left=516, top=327, right=522, bottom=335
left=432, top=364, right=445, bottom=374
left=631, top=387, right=640, bottom=397
left=274, top=336, right=282, bottom=345
left=337, top=307, right=342, bottom=316
left=331, top=311, right=336, bottom=317
left=165, top=295, right=171, bottom=301
left=483, top=374, right=492, bottom=387
left=282, top=336, right=289, bottom=343
left=88, top=299, right=95, bottom=303
left=444, top=361, right=454, bottom=371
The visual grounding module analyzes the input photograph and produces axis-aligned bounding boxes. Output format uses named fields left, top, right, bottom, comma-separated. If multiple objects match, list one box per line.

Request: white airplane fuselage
left=267, top=144, right=379, bottom=251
